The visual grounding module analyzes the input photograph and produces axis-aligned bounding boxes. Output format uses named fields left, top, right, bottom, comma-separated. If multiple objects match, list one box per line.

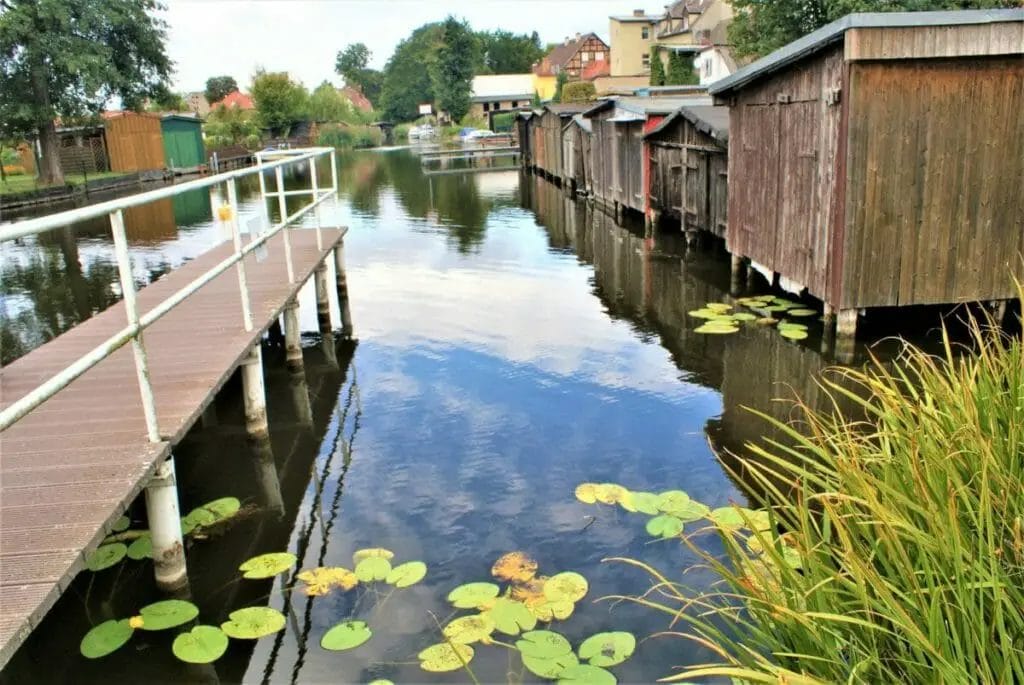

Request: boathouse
left=530, top=103, right=591, bottom=182
left=515, top=111, right=535, bottom=167
left=644, top=104, right=729, bottom=239
left=561, top=114, right=593, bottom=195
left=710, top=9, right=1024, bottom=337
left=584, top=96, right=712, bottom=219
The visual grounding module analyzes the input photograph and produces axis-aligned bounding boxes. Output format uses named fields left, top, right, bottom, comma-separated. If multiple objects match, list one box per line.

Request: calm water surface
left=0, top=150, right=933, bottom=684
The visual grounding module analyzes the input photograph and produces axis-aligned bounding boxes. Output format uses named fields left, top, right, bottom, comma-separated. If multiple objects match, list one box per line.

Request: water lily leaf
left=183, top=498, right=241, bottom=532
left=127, top=534, right=152, bottom=560
left=181, top=507, right=217, bottom=532
left=594, top=483, right=627, bottom=505
left=516, top=630, right=572, bottom=659
left=646, top=514, right=684, bottom=539
left=787, top=308, right=816, bottom=317
left=80, top=619, right=133, bottom=659
left=488, top=598, right=537, bottom=635
left=656, top=490, right=691, bottom=515
left=443, top=614, right=495, bottom=644
left=705, top=302, right=732, bottom=312
left=780, top=328, right=808, bottom=340
left=172, top=625, right=228, bottom=664
left=492, top=552, right=538, bottom=583
left=558, top=664, right=617, bottom=684
left=778, top=321, right=808, bottom=330
left=112, top=516, right=130, bottom=533
left=756, top=317, right=779, bottom=326
left=240, top=552, right=296, bottom=579
left=86, top=543, right=127, bottom=571
left=574, top=483, right=600, bottom=504
left=732, top=312, right=758, bottom=321
left=709, top=506, right=748, bottom=530
left=352, top=548, right=394, bottom=564
left=578, top=631, right=636, bottom=667
left=448, top=582, right=500, bottom=609
left=297, top=567, right=358, bottom=596
left=138, top=599, right=199, bottom=631
left=220, top=606, right=286, bottom=639
left=386, top=560, right=427, bottom=588
left=509, top=576, right=548, bottom=608
left=321, top=620, right=372, bottom=651
left=368, top=681, right=395, bottom=685
left=688, top=308, right=722, bottom=319
left=530, top=599, right=575, bottom=622
left=763, top=304, right=790, bottom=312
left=695, top=322, right=739, bottom=334
left=355, top=556, right=392, bottom=582
left=674, top=500, right=711, bottom=522
left=622, top=491, right=659, bottom=515
left=743, top=508, right=772, bottom=532
left=523, top=651, right=579, bottom=679
left=543, top=572, right=588, bottom=603
left=418, top=643, right=474, bottom=672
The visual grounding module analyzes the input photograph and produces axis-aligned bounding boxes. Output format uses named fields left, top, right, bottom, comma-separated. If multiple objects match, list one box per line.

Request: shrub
left=394, top=123, right=412, bottom=142
left=621, top=303, right=1024, bottom=683
left=492, top=112, right=515, bottom=132
left=315, top=123, right=381, bottom=149
left=562, top=82, right=596, bottom=104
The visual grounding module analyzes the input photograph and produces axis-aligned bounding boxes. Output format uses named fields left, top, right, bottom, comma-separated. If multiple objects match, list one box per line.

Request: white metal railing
left=0, top=146, right=339, bottom=442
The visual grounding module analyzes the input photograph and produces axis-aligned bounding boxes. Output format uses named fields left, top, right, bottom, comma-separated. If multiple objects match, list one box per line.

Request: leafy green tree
left=0, top=0, right=171, bottom=184
left=478, top=30, right=544, bottom=74
left=335, top=42, right=384, bottom=105
left=381, top=24, right=442, bottom=121
left=308, top=81, right=350, bottom=122
left=147, top=86, right=187, bottom=112
left=649, top=47, right=666, bottom=86
left=667, top=50, right=698, bottom=85
left=251, top=71, right=308, bottom=137
left=204, top=105, right=261, bottom=147
left=431, top=17, right=477, bottom=123
left=552, top=71, right=569, bottom=103
left=204, top=76, right=238, bottom=105
left=531, top=91, right=542, bottom=108
left=562, top=81, right=596, bottom=103
left=729, top=0, right=1017, bottom=58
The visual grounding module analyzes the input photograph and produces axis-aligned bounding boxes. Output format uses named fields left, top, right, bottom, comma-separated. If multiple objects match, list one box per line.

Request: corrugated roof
left=571, top=113, right=593, bottom=133
left=585, top=95, right=714, bottom=117
left=644, top=105, right=729, bottom=142
left=545, top=103, right=592, bottom=116
left=710, top=9, right=1024, bottom=96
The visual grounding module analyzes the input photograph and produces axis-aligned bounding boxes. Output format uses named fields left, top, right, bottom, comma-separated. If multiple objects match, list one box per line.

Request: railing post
left=314, top=263, right=331, bottom=333
left=256, top=152, right=270, bottom=227
left=330, top=148, right=339, bottom=205
left=226, top=179, right=254, bottom=332
left=275, top=165, right=295, bottom=283
left=109, top=209, right=161, bottom=444
left=311, top=154, right=323, bottom=250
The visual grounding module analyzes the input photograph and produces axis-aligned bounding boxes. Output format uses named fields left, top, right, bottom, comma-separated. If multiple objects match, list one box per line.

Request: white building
left=694, top=45, right=737, bottom=86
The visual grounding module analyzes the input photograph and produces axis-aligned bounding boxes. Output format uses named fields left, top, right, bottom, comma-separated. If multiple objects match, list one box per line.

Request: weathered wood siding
left=589, top=109, right=617, bottom=207
left=105, top=113, right=165, bottom=173
left=615, top=121, right=645, bottom=212
left=727, top=44, right=844, bottom=299
left=533, top=110, right=565, bottom=179
left=516, top=117, right=533, bottom=167
left=840, top=56, right=1024, bottom=307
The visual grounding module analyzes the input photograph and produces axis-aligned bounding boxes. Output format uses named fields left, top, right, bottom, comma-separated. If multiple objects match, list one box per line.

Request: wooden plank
left=845, top=23, right=1024, bottom=62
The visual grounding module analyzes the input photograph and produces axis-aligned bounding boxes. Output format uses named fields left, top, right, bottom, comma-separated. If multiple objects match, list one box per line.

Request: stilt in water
left=821, top=303, right=837, bottom=356
left=249, top=432, right=285, bottom=516
left=283, top=299, right=304, bottom=373
left=334, top=244, right=353, bottom=339
left=145, top=456, right=188, bottom=591
left=314, top=263, right=331, bottom=334
left=730, top=254, right=746, bottom=296
left=836, top=309, right=858, bottom=363
left=240, top=343, right=269, bottom=440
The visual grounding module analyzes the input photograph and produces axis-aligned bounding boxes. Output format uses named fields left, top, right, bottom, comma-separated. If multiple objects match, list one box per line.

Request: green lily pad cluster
left=517, top=629, right=635, bottom=683
left=689, top=295, right=818, bottom=340
left=575, top=483, right=773, bottom=540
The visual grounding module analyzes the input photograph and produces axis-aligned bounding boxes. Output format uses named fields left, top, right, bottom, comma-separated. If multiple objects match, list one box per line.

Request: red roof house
left=340, top=86, right=373, bottom=112
left=212, top=91, right=255, bottom=110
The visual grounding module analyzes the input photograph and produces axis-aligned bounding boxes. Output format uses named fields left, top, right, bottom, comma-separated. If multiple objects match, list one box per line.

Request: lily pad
left=127, top=534, right=152, bottom=561
left=492, top=552, right=538, bottom=583
left=355, top=556, right=392, bottom=582
left=695, top=322, right=739, bottom=334
left=656, top=490, right=691, bottom=515
left=386, top=560, right=427, bottom=588
left=756, top=317, right=779, bottom=326
left=448, top=582, right=501, bottom=609
left=732, top=312, right=758, bottom=321
left=443, top=614, right=495, bottom=644
left=558, top=664, right=617, bottom=685
left=321, top=620, right=372, bottom=651
left=543, top=572, right=588, bottom=603
left=705, top=302, right=732, bottom=312
left=574, top=483, right=600, bottom=504
left=86, top=543, right=127, bottom=572
left=709, top=506, right=748, bottom=531
left=138, top=599, right=199, bottom=631
left=220, top=606, right=286, bottom=639
left=352, top=547, right=394, bottom=564
left=594, top=483, right=627, bottom=505
left=112, top=516, right=131, bottom=533
left=780, top=328, right=808, bottom=340
left=673, top=500, right=711, bottom=522
left=239, top=552, right=296, bottom=579
left=172, top=625, right=228, bottom=664
left=418, top=643, right=474, bottom=672
left=621, top=491, right=659, bottom=515
left=488, top=597, right=537, bottom=635
left=181, top=507, right=217, bottom=532
left=646, top=514, right=684, bottom=539
left=297, top=566, right=358, bottom=596
left=744, top=508, right=772, bottom=532
left=516, top=630, right=573, bottom=659
left=688, top=308, right=722, bottom=319
left=578, top=631, right=636, bottom=667
left=80, top=619, right=134, bottom=659
left=510, top=576, right=547, bottom=607
left=523, top=651, right=579, bottom=679
left=368, top=681, right=395, bottom=685
left=787, top=308, right=816, bottom=317
left=530, top=599, right=575, bottom=622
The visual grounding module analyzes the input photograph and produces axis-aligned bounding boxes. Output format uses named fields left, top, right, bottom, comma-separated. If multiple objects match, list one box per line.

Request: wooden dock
left=0, top=227, right=346, bottom=666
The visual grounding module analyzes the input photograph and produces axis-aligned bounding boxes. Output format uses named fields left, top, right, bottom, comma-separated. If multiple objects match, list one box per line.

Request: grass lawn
left=0, top=171, right=129, bottom=196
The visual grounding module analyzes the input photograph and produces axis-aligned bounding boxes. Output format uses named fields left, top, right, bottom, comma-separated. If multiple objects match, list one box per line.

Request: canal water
left=0, top=150, right=950, bottom=684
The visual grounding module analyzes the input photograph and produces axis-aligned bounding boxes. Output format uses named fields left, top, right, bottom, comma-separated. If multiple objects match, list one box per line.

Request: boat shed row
left=517, top=8, right=1024, bottom=339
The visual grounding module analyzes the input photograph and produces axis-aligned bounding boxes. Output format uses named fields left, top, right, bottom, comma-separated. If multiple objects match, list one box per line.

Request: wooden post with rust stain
left=836, top=309, right=858, bottom=363
left=314, top=263, right=331, bottom=334
left=144, top=456, right=188, bottom=591
left=240, top=343, right=269, bottom=440
left=334, top=244, right=353, bottom=339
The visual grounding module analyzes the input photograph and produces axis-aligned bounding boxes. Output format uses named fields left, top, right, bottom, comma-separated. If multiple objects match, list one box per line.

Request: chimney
left=564, top=35, right=571, bottom=45
left=633, top=8, right=646, bottom=16
left=575, top=32, right=581, bottom=41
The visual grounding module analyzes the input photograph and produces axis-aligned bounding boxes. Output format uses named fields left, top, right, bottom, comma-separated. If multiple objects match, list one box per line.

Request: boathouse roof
left=583, top=95, right=714, bottom=119
left=710, top=9, right=1024, bottom=97
left=643, top=105, right=729, bottom=142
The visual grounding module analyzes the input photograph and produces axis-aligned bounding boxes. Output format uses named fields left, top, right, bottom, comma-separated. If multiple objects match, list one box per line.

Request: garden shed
left=105, top=112, right=164, bottom=172
left=161, top=115, right=206, bottom=172
left=710, top=9, right=1024, bottom=336
left=645, top=105, right=729, bottom=239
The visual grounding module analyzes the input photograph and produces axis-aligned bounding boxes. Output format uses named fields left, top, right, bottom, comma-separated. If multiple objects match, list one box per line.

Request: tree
left=204, top=76, right=239, bottom=105
left=0, top=0, right=171, bottom=184
left=431, top=17, right=477, bottom=123
left=381, top=24, right=442, bottom=121
left=336, top=42, right=383, bottom=105
left=308, top=81, right=351, bottom=122
left=649, top=48, right=666, bottom=86
left=478, top=30, right=544, bottom=74
left=552, top=71, right=569, bottom=103
left=251, top=71, right=308, bottom=137
left=147, top=86, right=187, bottom=112
left=667, top=50, right=698, bottom=85
left=204, top=105, right=260, bottom=147
left=562, top=82, right=596, bottom=104
left=729, top=0, right=1017, bottom=58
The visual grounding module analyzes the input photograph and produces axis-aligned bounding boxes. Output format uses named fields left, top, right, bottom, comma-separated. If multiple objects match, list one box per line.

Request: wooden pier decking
left=0, top=227, right=346, bottom=667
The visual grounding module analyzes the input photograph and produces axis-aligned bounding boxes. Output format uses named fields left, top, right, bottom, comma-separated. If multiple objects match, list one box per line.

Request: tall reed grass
left=622, top=306, right=1024, bottom=683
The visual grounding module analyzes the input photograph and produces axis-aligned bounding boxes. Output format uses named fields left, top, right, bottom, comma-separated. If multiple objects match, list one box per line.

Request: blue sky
left=164, top=0, right=633, bottom=92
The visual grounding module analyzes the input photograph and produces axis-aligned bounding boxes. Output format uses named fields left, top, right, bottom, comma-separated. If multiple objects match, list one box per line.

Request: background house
left=468, top=74, right=535, bottom=119
left=185, top=92, right=210, bottom=117
left=609, top=10, right=660, bottom=76
left=533, top=32, right=610, bottom=80
left=211, top=91, right=255, bottom=110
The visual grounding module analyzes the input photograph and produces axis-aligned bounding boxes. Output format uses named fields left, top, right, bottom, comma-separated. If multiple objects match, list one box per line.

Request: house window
left=641, top=27, right=649, bottom=39
left=595, top=51, right=605, bottom=61
left=582, top=52, right=590, bottom=62
left=642, top=53, right=650, bottom=70
left=483, top=103, right=490, bottom=112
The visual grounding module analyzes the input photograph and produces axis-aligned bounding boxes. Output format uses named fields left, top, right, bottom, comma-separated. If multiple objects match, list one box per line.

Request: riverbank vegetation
left=623, top=307, right=1024, bottom=682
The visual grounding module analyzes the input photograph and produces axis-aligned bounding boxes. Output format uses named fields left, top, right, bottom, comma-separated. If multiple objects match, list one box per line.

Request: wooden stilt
left=334, top=245, right=353, bottom=339
left=836, top=309, right=858, bottom=363
left=240, top=343, right=269, bottom=440
left=289, top=368, right=314, bottom=428
left=730, top=254, right=746, bottom=296
left=685, top=229, right=698, bottom=248
left=249, top=433, right=285, bottom=515
left=283, top=299, right=303, bottom=372
left=314, top=264, right=331, bottom=334
left=145, top=456, right=188, bottom=591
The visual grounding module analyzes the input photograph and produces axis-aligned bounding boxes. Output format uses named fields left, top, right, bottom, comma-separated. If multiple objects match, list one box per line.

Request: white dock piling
left=145, top=457, right=188, bottom=591
left=240, top=343, right=269, bottom=439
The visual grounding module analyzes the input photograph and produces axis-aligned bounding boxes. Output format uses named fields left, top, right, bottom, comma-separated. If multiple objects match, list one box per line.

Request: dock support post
left=240, top=344, right=269, bottom=440
left=283, top=299, right=304, bottom=372
left=145, top=457, right=188, bottom=591
left=334, top=244, right=353, bottom=339
left=730, top=254, right=746, bottom=296
left=314, top=264, right=331, bottom=334
left=836, top=309, right=858, bottom=363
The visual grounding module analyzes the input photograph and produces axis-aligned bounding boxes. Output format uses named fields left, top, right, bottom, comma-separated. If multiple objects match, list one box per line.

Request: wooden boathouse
left=710, top=9, right=1024, bottom=338
left=561, top=114, right=593, bottom=196
left=528, top=103, right=592, bottom=184
left=645, top=105, right=729, bottom=240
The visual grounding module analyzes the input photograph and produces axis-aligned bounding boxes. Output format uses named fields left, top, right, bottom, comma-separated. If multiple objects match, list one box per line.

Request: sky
left=163, top=0, right=633, bottom=93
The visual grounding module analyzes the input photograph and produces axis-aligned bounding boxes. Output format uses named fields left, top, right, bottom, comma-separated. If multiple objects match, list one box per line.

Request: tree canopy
left=251, top=71, right=308, bottom=137
left=666, top=50, right=698, bottom=86
left=380, top=23, right=442, bottom=121
left=335, top=42, right=383, bottom=105
left=204, top=75, right=238, bottom=105
left=649, top=48, right=666, bottom=86
left=431, top=16, right=477, bottom=123
left=478, top=30, right=544, bottom=74
left=0, top=0, right=171, bottom=183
